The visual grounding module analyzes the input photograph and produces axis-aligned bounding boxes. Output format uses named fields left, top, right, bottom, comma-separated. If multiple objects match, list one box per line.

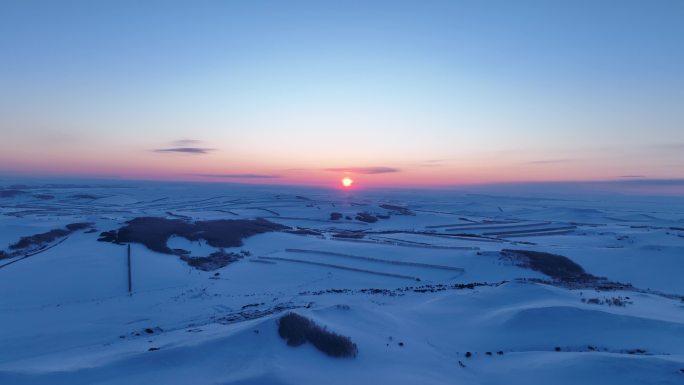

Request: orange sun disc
left=341, top=177, right=353, bottom=187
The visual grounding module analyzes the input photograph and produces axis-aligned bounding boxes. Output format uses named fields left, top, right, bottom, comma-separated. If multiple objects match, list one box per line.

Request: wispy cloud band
left=526, top=158, right=576, bottom=165
left=173, top=139, right=201, bottom=146
left=196, top=173, right=280, bottom=179
left=153, top=147, right=215, bottom=155
left=324, top=166, right=400, bottom=174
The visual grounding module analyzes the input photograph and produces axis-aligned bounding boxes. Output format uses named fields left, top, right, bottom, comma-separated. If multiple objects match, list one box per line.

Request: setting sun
left=341, top=177, right=354, bottom=187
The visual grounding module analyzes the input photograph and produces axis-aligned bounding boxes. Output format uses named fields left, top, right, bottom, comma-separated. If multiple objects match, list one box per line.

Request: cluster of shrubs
left=554, top=345, right=647, bottom=354
left=501, top=249, right=596, bottom=282
left=581, top=296, right=632, bottom=307
left=330, top=206, right=414, bottom=223
left=355, top=212, right=378, bottom=223
left=299, top=282, right=495, bottom=297
left=379, top=204, right=415, bottom=216
left=278, top=313, right=358, bottom=358
left=9, top=223, right=91, bottom=251
left=180, top=251, right=242, bottom=271
left=10, top=229, right=70, bottom=250
left=463, top=351, right=503, bottom=358
left=331, top=211, right=382, bottom=223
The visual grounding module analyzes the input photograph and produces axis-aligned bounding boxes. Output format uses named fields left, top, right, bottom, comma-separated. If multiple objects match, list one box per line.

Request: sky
left=1, top=0, right=683, bottom=189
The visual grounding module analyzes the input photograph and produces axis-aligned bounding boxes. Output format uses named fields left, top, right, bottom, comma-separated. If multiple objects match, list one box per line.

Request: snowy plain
left=0, top=180, right=682, bottom=385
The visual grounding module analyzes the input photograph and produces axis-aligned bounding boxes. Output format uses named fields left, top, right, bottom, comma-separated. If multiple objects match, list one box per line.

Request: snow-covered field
left=0, top=181, right=682, bottom=384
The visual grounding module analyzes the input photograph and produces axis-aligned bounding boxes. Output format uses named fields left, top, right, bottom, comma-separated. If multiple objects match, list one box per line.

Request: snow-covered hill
left=0, top=181, right=682, bottom=384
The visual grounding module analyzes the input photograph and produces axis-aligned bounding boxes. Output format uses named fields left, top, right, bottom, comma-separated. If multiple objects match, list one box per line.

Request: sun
left=341, top=177, right=354, bottom=187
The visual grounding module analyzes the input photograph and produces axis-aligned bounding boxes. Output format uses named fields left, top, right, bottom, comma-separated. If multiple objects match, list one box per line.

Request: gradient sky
left=1, top=0, right=683, bottom=188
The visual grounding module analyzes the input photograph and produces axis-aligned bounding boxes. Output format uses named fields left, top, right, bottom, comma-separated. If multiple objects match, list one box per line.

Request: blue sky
left=1, top=0, right=683, bottom=186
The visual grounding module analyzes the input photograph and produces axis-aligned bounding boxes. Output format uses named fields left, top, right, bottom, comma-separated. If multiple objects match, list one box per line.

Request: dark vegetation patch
left=379, top=204, right=415, bottom=216
left=332, top=231, right=365, bottom=239
left=355, top=212, right=378, bottom=223
left=70, top=193, right=99, bottom=200
left=553, top=345, right=652, bottom=355
left=66, top=222, right=93, bottom=231
left=98, top=230, right=119, bottom=244
left=0, top=189, right=26, bottom=198
left=99, top=217, right=286, bottom=270
left=501, top=249, right=596, bottom=282
left=299, top=281, right=499, bottom=297
left=98, top=217, right=288, bottom=254
left=625, top=348, right=647, bottom=355
left=217, top=302, right=311, bottom=325
left=180, top=251, right=242, bottom=271
left=278, top=313, right=358, bottom=358
left=520, top=277, right=637, bottom=293
left=330, top=212, right=343, bottom=220
left=8, top=223, right=92, bottom=251
left=284, top=228, right=322, bottom=236
left=11, top=229, right=68, bottom=249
